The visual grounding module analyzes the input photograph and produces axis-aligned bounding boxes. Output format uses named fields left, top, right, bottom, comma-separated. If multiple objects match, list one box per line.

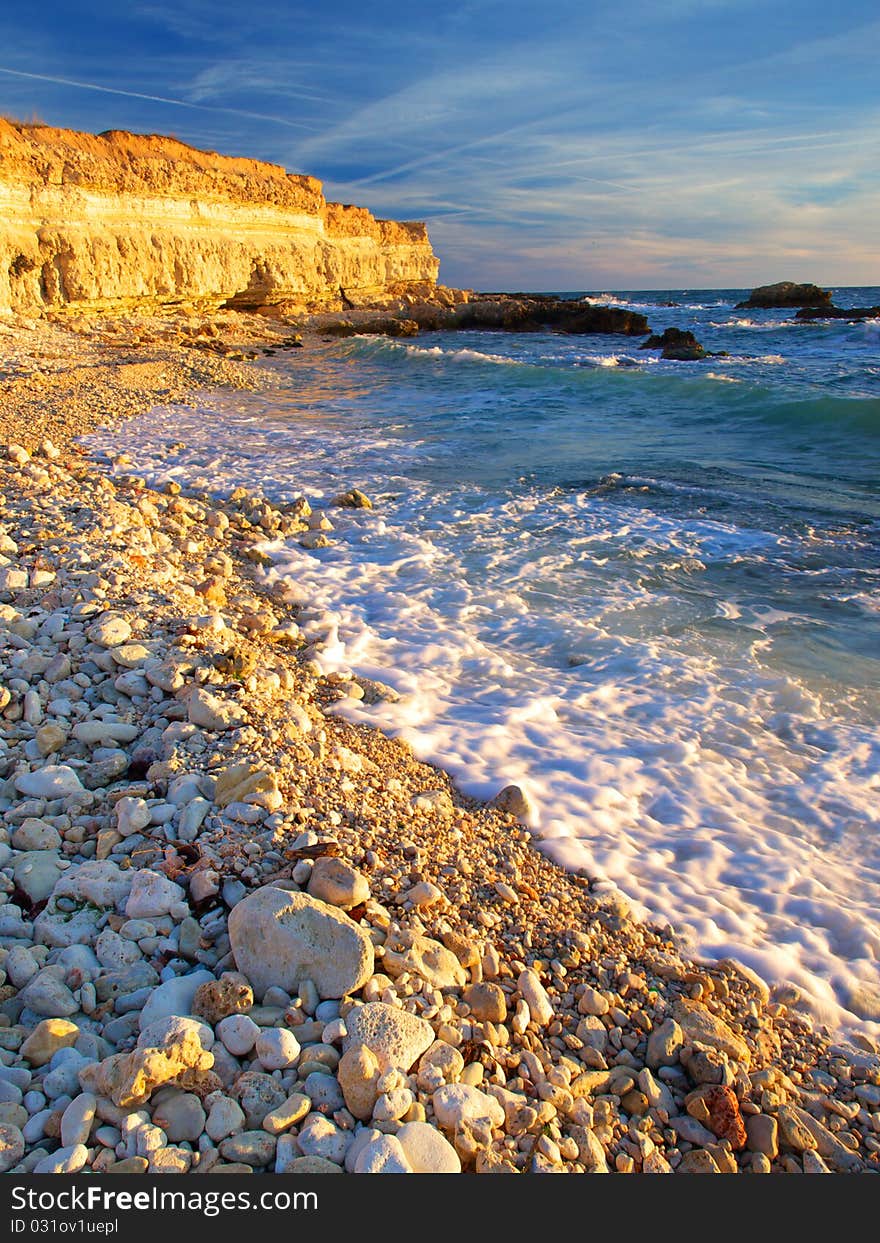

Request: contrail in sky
left=0, top=65, right=320, bottom=132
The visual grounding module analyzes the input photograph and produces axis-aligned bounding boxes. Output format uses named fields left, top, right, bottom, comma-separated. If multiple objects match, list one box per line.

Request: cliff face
left=0, top=121, right=440, bottom=316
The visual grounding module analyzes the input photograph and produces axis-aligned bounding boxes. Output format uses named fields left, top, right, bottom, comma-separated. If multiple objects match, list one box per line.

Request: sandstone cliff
left=0, top=121, right=440, bottom=316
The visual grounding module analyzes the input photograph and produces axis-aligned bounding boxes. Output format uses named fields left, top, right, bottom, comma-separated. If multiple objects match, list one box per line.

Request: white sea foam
left=86, top=368, right=880, bottom=1039
left=709, top=318, right=805, bottom=330
left=252, top=495, right=880, bottom=1035
left=582, top=293, right=638, bottom=308
left=386, top=340, right=654, bottom=373
left=587, top=354, right=639, bottom=368
left=581, top=294, right=730, bottom=312
left=397, top=343, right=523, bottom=366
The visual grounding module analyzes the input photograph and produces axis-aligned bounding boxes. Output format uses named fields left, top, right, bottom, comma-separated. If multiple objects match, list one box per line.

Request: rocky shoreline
left=0, top=310, right=878, bottom=1176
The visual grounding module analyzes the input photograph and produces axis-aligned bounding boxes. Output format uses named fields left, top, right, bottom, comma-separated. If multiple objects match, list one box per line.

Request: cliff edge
left=0, top=120, right=440, bottom=316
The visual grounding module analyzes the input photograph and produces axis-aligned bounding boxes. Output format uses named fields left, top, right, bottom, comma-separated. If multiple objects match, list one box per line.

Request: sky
left=1, top=1, right=878, bottom=290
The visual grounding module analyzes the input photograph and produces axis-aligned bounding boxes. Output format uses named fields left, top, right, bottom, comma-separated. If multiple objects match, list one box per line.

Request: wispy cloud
left=186, top=59, right=336, bottom=107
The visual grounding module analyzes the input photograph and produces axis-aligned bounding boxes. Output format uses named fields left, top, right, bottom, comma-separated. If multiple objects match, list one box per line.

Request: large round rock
left=228, top=888, right=374, bottom=1001
left=343, top=1002, right=434, bottom=1073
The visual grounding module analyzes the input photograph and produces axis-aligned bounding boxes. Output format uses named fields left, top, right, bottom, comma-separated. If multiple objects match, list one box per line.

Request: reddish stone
left=702, top=1084, right=747, bottom=1151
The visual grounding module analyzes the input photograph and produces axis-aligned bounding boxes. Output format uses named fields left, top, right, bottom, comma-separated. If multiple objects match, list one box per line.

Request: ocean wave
left=366, top=339, right=525, bottom=367
left=581, top=294, right=732, bottom=311
left=573, top=353, right=645, bottom=369
left=708, top=317, right=811, bottom=330
left=402, top=343, right=523, bottom=366
left=361, top=338, right=655, bottom=375
left=582, top=293, right=654, bottom=310
left=251, top=486, right=880, bottom=1035
left=763, top=393, right=880, bottom=435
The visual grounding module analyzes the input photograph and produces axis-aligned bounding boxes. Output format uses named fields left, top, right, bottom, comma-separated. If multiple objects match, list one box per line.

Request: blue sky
left=1, top=1, right=878, bottom=289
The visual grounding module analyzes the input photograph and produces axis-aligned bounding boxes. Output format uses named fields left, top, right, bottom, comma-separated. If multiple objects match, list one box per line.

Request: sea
left=89, top=287, right=880, bottom=1035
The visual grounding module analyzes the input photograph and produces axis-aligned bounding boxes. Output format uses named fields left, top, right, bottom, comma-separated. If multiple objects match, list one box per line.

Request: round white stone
left=396, top=1121, right=461, bottom=1173
left=115, top=797, right=152, bottom=837
left=431, top=1083, right=505, bottom=1131
left=15, top=766, right=83, bottom=798
left=255, top=1028, right=301, bottom=1071
left=353, top=1134, right=413, bottom=1173
left=205, top=1096, right=246, bottom=1143
left=60, top=1093, right=96, bottom=1148
left=216, top=1014, right=260, bottom=1057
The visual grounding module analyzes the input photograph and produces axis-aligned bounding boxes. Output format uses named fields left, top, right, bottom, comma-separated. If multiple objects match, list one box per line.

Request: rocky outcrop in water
left=795, top=305, right=880, bottom=321
left=0, top=121, right=440, bottom=316
left=321, top=317, right=420, bottom=338
left=639, top=327, right=707, bottom=360
left=736, top=281, right=832, bottom=309
left=365, top=294, right=651, bottom=336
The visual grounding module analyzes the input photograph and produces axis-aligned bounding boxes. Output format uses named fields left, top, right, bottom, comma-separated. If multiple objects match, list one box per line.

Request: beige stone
left=192, top=973, right=253, bottom=1024
left=396, top=1121, right=461, bottom=1173
left=775, top=1105, right=818, bottom=1153
left=440, top=930, right=480, bottom=969
left=20, top=1018, right=80, bottom=1067
left=228, top=887, right=374, bottom=1001
left=746, top=1113, right=778, bottom=1159
left=213, top=763, right=276, bottom=809
left=382, top=931, right=467, bottom=989
left=343, top=1002, right=434, bottom=1073
left=307, top=856, right=370, bottom=910
left=337, top=1044, right=382, bottom=1121
left=79, top=1030, right=214, bottom=1108
left=490, top=784, right=532, bottom=820
left=464, top=982, right=507, bottom=1023
left=261, top=1093, right=311, bottom=1135
left=518, top=969, right=554, bottom=1026
left=416, top=1041, right=465, bottom=1092
left=673, top=998, right=751, bottom=1068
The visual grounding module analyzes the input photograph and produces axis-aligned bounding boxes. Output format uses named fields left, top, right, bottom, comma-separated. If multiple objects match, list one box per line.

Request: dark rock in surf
left=795, top=304, right=880, bottom=321
left=322, top=317, right=420, bottom=338
left=407, top=295, right=650, bottom=336
left=736, top=281, right=832, bottom=309
left=553, top=304, right=650, bottom=336
left=639, top=327, right=706, bottom=360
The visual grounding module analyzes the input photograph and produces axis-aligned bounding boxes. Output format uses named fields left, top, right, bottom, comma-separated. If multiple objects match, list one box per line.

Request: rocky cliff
left=0, top=121, right=440, bottom=316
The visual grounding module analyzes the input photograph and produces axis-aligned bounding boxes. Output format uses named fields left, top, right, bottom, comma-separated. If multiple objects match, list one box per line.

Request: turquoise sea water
left=94, top=287, right=880, bottom=1032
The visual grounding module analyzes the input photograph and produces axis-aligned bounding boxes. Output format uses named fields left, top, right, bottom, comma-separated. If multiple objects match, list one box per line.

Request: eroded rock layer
left=0, top=122, right=440, bottom=316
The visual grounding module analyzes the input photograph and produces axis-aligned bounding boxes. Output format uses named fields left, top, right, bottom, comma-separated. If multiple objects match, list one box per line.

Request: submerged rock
left=331, top=488, right=373, bottom=510
left=490, top=783, right=532, bottom=821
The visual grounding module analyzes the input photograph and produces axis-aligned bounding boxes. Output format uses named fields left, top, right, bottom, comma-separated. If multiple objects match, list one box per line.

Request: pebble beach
left=0, top=309, right=878, bottom=1177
